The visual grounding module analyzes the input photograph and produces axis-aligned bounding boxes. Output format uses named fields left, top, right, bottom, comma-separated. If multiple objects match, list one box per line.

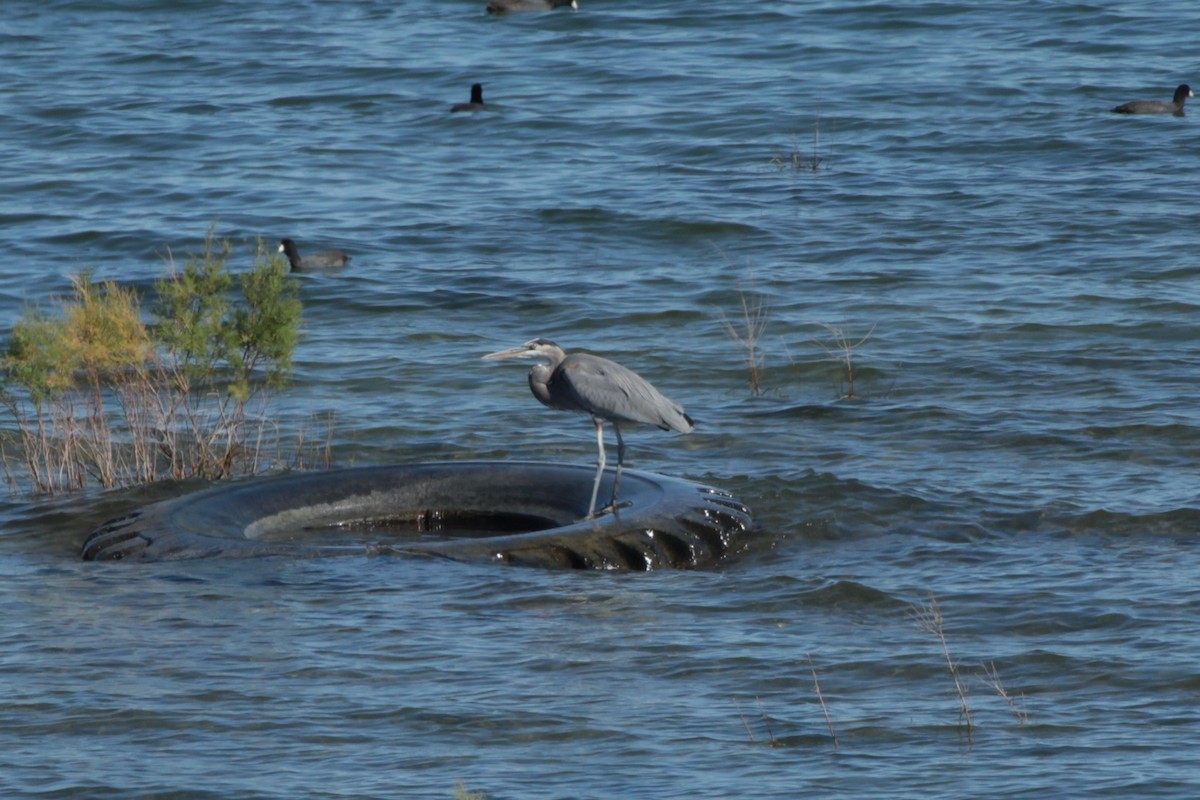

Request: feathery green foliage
left=0, top=229, right=306, bottom=495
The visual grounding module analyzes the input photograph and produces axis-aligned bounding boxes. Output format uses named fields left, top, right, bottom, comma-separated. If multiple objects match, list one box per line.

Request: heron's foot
left=595, top=500, right=632, bottom=517
left=579, top=500, right=630, bottom=523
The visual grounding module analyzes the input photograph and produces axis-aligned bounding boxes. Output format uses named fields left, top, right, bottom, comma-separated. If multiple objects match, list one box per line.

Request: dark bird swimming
left=486, top=0, right=577, bottom=13
left=451, top=83, right=485, bottom=113
left=1112, top=84, right=1194, bottom=115
left=277, top=238, right=351, bottom=272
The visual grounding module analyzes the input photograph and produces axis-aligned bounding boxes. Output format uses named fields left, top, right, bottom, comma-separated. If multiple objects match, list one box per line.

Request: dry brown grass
left=771, top=118, right=824, bottom=173
left=814, top=322, right=875, bottom=399
left=734, top=697, right=780, bottom=747
left=721, top=285, right=770, bottom=397
left=913, top=597, right=974, bottom=738
left=982, top=660, right=1029, bottom=726
left=807, top=653, right=840, bottom=749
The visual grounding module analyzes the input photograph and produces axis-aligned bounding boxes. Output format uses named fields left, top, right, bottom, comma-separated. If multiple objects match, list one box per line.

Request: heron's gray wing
left=556, top=354, right=693, bottom=432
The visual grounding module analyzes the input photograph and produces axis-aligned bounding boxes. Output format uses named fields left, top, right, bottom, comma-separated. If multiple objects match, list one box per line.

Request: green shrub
left=1, top=229, right=305, bottom=494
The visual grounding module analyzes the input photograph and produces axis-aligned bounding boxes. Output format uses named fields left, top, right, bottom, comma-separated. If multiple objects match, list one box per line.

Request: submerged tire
left=80, top=461, right=752, bottom=570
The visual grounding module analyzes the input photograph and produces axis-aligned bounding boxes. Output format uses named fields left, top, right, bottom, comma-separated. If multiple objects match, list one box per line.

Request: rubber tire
left=80, top=461, right=752, bottom=570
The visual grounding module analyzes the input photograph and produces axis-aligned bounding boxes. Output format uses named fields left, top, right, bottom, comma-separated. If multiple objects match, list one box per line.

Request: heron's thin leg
left=586, top=418, right=606, bottom=519
left=607, top=423, right=626, bottom=511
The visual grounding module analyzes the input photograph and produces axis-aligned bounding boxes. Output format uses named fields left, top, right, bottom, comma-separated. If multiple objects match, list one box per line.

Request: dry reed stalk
left=321, top=411, right=335, bottom=467
left=756, top=697, right=780, bottom=747
left=292, top=410, right=337, bottom=471
left=771, top=117, right=823, bottom=173
left=807, top=653, right=839, bottom=749
left=814, top=322, right=875, bottom=399
left=914, top=597, right=974, bottom=737
left=982, top=661, right=1028, bottom=726
left=733, top=697, right=779, bottom=746
left=721, top=286, right=769, bottom=397
left=734, top=697, right=756, bottom=743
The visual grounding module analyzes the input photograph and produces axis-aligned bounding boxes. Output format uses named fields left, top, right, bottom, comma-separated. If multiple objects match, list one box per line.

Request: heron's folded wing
left=557, top=356, right=691, bottom=431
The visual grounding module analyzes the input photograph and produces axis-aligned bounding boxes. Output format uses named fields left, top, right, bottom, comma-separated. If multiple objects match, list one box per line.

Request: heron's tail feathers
left=659, top=409, right=695, bottom=434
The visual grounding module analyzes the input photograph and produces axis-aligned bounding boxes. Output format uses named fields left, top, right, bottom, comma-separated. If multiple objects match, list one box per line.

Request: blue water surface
left=2, top=1, right=1200, bottom=798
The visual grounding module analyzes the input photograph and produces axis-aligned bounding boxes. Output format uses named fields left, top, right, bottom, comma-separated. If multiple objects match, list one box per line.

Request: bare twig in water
left=914, top=597, right=974, bottom=737
left=807, top=653, right=839, bottom=749
left=733, top=697, right=779, bottom=746
left=982, top=660, right=1028, bottom=726
left=721, top=286, right=770, bottom=397
left=814, top=322, right=875, bottom=399
left=291, top=410, right=337, bottom=470
left=756, top=697, right=781, bottom=747
left=734, top=697, right=756, bottom=743
left=770, top=117, right=824, bottom=172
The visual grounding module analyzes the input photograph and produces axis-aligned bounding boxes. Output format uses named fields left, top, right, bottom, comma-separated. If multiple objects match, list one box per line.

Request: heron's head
left=483, top=338, right=564, bottom=363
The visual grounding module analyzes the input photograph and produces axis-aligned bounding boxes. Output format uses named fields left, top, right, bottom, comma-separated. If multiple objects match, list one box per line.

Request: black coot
left=1112, top=84, right=1194, bottom=115
left=487, top=0, right=577, bottom=13
left=451, top=83, right=485, bottom=113
left=278, top=238, right=351, bottom=272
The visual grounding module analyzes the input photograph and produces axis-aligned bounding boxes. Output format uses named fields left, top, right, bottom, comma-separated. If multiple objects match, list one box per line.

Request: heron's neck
left=528, top=363, right=557, bottom=409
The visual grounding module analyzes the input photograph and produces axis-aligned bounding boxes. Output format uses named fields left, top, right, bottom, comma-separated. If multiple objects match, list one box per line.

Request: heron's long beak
left=483, top=346, right=530, bottom=361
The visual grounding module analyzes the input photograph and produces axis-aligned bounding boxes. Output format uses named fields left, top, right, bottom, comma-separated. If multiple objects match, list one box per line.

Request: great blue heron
left=484, top=338, right=694, bottom=520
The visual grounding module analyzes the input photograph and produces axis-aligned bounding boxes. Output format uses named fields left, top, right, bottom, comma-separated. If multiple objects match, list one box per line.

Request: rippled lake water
left=3, top=1, right=1200, bottom=797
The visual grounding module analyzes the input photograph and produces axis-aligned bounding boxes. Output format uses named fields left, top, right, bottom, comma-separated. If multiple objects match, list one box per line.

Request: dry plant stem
left=807, top=653, right=839, bottom=749
left=734, top=698, right=755, bottom=743
left=293, top=421, right=309, bottom=470
left=322, top=411, right=335, bottom=467
left=813, top=115, right=820, bottom=170
left=815, top=322, right=875, bottom=399
left=771, top=118, right=823, bottom=172
left=915, top=597, right=974, bottom=736
left=982, top=661, right=1028, bottom=725
left=294, top=410, right=336, bottom=470
left=721, top=288, right=769, bottom=397
left=756, top=697, right=780, bottom=747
